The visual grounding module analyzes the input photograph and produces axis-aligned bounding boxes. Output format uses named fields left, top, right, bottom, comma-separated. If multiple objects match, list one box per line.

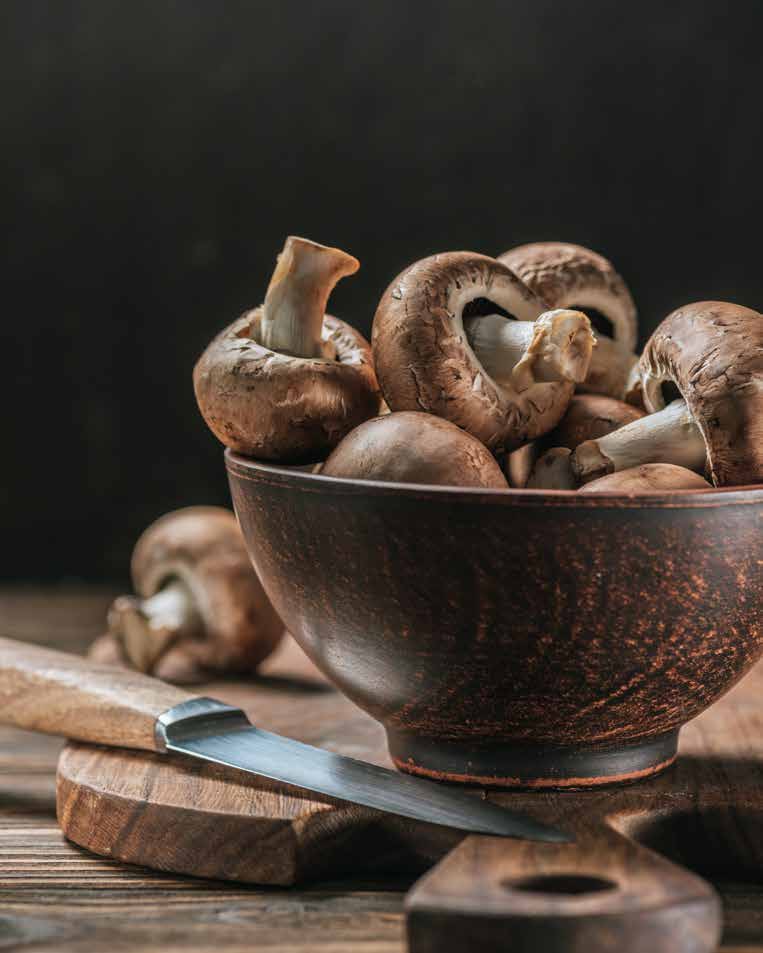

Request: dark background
left=3, top=0, right=762, bottom=582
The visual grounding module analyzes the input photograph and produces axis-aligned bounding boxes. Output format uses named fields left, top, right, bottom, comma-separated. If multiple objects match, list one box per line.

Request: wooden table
left=0, top=587, right=760, bottom=953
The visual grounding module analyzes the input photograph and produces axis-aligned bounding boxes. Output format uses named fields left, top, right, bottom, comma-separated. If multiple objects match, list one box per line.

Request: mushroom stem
left=465, top=309, right=593, bottom=390
left=107, top=580, right=200, bottom=674
left=571, top=398, right=707, bottom=484
left=257, top=236, right=359, bottom=359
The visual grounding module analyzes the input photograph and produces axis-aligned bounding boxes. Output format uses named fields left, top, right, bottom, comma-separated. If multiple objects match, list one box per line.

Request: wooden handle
left=0, top=636, right=192, bottom=751
left=406, top=820, right=721, bottom=953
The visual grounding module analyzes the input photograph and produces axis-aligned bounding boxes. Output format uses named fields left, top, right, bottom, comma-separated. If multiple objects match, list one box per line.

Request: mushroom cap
left=194, top=311, right=379, bottom=463
left=372, top=252, right=584, bottom=453
left=579, top=464, right=712, bottom=494
left=498, top=241, right=638, bottom=352
left=526, top=447, right=577, bottom=490
left=321, top=411, right=508, bottom=489
left=580, top=335, right=639, bottom=398
left=131, top=506, right=283, bottom=673
left=503, top=442, right=538, bottom=488
left=635, top=301, right=763, bottom=486
left=547, top=394, right=646, bottom=449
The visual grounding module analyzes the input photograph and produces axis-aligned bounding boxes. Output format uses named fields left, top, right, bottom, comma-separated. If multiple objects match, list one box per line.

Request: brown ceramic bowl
left=227, top=450, right=763, bottom=789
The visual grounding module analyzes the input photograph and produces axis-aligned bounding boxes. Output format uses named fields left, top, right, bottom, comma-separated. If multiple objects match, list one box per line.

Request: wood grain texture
left=52, top=589, right=763, bottom=953
left=0, top=635, right=191, bottom=752
left=0, top=587, right=407, bottom=953
left=406, top=823, right=719, bottom=953
left=57, top=742, right=460, bottom=887
left=2, top=588, right=763, bottom=952
left=56, top=636, right=460, bottom=886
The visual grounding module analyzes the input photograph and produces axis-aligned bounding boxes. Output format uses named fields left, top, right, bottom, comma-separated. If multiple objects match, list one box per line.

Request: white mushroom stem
left=257, top=236, right=359, bottom=359
left=107, top=580, right=200, bottom=673
left=465, top=309, right=593, bottom=391
left=571, top=398, right=707, bottom=484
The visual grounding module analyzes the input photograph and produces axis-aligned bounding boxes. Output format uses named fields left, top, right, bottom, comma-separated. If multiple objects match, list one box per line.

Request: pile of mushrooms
left=194, top=236, right=763, bottom=495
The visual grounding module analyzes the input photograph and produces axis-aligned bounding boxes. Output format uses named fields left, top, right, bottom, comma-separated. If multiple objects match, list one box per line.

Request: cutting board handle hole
left=504, top=874, right=617, bottom=896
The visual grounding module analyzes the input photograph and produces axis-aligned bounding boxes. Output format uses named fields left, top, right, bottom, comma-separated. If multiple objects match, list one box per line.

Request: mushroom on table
left=372, top=252, right=594, bottom=454
left=498, top=241, right=638, bottom=398
left=89, top=507, right=283, bottom=683
left=194, top=236, right=380, bottom=462
left=321, top=411, right=509, bottom=488
left=571, top=301, right=763, bottom=487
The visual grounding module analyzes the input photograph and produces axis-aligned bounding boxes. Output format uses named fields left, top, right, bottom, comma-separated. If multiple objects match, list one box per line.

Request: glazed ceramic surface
left=227, top=451, right=763, bottom=788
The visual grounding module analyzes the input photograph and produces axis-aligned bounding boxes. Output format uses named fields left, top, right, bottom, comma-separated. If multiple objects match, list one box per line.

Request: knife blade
left=0, top=636, right=568, bottom=842
left=156, top=697, right=569, bottom=841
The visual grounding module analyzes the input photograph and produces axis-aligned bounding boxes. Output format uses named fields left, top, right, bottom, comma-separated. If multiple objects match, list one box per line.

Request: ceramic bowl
left=227, top=450, right=763, bottom=788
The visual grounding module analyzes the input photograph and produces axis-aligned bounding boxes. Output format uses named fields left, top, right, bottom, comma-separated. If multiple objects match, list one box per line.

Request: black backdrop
left=3, top=0, right=762, bottom=581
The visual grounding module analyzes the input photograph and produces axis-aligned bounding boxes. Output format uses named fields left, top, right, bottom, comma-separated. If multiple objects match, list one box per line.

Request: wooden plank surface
left=0, top=586, right=761, bottom=952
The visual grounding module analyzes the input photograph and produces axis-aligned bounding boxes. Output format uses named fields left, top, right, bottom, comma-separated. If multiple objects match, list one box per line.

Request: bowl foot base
left=387, top=729, right=680, bottom=789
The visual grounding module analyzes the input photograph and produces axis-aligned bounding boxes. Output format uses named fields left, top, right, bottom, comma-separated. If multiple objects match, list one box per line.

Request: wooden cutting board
left=57, top=636, right=763, bottom=953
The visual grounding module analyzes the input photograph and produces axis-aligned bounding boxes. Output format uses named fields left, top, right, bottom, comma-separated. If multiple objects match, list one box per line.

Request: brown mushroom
left=321, top=411, right=508, bottom=488
left=372, top=252, right=594, bottom=454
left=579, top=464, right=712, bottom=494
left=508, top=394, right=646, bottom=487
left=498, top=241, right=638, bottom=398
left=526, top=447, right=577, bottom=490
left=194, top=236, right=380, bottom=462
left=89, top=506, right=283, bottom=683
left=571, top=301, right=763, bottom=487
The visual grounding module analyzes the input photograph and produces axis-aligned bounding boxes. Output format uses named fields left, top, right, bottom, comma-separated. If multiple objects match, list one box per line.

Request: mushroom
left=89, top=506, right=284, bottom=683
left=526, top=447, right=577, bottom=490
left=321, top=411, right=509, bottom=488
left=578, top=464, right=712, bottom=494
left=194, top=236, right=380, bottom=462
left=508, top=394, right=646, bottom=487
left=372, top=252, right=595, bottom=454
left=498, top=241, right=638, bottom=398
left=571, top=301, right=763, bottom=487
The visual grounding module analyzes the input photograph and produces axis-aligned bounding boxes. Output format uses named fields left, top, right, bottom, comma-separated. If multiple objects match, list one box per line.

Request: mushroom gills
left=108, top=580, right=200, bottom=674
left=571, top=398, right=707, bottom=484
left=497, top=242, right=639, bottom=398
left=256, top=236, right=359, bottom=359
left=464, top=309, right=593, bottom=390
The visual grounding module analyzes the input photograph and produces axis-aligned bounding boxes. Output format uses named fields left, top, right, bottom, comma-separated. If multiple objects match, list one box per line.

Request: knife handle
left=406, top=822, right=721, bottom=953
left=0, top=636, right=192, bottom=751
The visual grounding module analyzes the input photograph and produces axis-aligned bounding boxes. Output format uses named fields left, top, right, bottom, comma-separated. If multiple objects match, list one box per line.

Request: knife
left=0, top=636, right=568, bottom=842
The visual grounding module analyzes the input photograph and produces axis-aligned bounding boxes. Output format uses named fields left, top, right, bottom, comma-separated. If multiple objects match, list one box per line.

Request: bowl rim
left=225, top=451, right=763, bottom=509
